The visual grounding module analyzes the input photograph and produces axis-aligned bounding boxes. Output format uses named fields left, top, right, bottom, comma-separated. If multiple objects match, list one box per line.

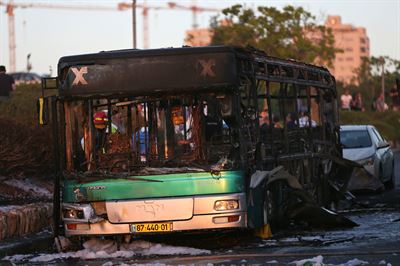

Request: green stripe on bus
left=63, top=171, right=245, bottom=202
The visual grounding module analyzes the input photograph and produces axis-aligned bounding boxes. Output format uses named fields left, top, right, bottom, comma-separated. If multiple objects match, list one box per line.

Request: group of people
left=340, top=89, right=365, bottom=111
left=371, top=92, right=388, bottom=112
left=259, top=109, right=316, bottom=131
left=341, top=85, right=400, bottom=112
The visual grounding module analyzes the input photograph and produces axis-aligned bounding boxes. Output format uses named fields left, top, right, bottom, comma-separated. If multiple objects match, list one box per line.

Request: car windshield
left=340, top=129, right=372, bottom=149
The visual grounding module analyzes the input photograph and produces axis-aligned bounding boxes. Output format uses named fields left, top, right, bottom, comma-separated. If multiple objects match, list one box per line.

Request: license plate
left=130, top=222, right=173, bottom=233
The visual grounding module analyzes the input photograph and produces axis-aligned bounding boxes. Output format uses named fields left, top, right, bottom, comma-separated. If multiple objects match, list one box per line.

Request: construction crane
left=0, top=0, right=123, bottom=72
left=0, top=1, right=220, bottom=72
left=167, top=1, right=220, bottom=29
left=117, top=1, right=220, bottom=48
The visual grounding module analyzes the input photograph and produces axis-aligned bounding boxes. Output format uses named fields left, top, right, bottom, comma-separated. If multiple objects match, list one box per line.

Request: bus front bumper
left=63, top=193, right=247, bottom=236
left=64, top=212, right=247, bottom=236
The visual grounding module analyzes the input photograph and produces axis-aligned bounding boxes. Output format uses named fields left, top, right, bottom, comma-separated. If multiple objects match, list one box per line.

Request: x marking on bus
left=199, top=59, right=216, bottom=77
left=71, top=67, right=88, bottom=85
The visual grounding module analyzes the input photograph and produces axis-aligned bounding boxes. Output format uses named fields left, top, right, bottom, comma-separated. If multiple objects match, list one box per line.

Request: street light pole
left=132, top=0, right=137, bottom=49
left=381, top=57, right=385, bottom=104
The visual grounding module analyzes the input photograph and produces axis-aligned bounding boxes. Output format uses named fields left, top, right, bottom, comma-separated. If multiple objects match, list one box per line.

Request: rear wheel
left=264, top=180, right=288, bottom=232
left=384, top=164, right=395, bottom=190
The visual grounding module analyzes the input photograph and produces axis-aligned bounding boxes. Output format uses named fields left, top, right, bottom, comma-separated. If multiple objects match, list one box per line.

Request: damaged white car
left=340, top=125, right=395, bottom=191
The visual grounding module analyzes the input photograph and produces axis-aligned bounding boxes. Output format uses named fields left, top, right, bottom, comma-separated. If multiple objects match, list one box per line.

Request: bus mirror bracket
left=37, top=97, right=49, bottom=126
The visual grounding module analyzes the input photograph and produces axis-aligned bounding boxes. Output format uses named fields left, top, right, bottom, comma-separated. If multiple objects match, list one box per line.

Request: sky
left=0, top=0, right=399, bottom=75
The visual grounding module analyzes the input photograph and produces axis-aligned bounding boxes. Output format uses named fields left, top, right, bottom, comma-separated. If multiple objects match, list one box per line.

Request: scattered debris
left=290, top=255, right=324, bottom=266
left=4, top=238, right=211, bottom=263
left=347, top=168, right=384, bottom=192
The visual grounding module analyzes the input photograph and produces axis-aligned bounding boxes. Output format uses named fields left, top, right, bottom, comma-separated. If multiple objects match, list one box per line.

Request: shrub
left=339, top=110, right=400, bottom=141
left=0, top=84, right=54, bottom=177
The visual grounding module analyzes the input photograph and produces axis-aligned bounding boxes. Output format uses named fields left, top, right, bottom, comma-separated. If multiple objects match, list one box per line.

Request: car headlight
left=63, top=209, right=84, bottom=219
left=214, top=200, right=239, bottom=211
left=357, top=156, right=374, bottom=166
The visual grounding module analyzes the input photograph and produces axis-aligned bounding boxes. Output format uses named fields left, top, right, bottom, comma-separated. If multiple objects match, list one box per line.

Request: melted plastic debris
left=290, top=255, right=324, bottom=266
left=102, top=263, right=167, bottom=266
left=339, top=258, right=369, bottom=265
left=289, top=256, right=372, bottom=266
left=3, top=238, right=211, bottom=263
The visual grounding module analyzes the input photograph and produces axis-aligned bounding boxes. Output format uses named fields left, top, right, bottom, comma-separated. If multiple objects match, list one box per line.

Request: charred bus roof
left=57, top=46, right=335, bottom=98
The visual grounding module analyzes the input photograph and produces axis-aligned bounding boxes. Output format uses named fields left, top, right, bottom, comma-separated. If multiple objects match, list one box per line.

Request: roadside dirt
left=0, top=118, right=53, bottom=178
left=0, top=176, right=52, bottom=204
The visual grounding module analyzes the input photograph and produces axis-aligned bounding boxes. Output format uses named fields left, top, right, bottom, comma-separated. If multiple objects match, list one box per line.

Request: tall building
left=325, top=16, right=370, bottom=85
left=184, top=15, right=370, bottom=85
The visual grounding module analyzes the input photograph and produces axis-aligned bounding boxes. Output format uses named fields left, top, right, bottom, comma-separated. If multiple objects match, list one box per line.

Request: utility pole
left=132, top=0, right=137, bottom=49
left=142, top=0, right=148, bottom=48
left=191, top=0, right=198, bottom=29
left=380, top=56, right=385, bottom=104
left=7, top=1, right=16, bottom=72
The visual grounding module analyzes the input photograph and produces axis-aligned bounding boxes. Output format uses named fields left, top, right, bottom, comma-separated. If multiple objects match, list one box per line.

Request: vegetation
left=0, top=84, right=54, bottom=177
left=210, top=4, right=339, bottom=67
left=0, top=84, right=41, bottom=123
left=340, top=111, right=400, bottom=142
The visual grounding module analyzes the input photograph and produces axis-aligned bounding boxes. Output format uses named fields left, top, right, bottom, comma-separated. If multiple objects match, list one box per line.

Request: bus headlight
left=62, top=203, right=95, bottom=220
left=214, top=200, right=239, bottom=211
left=63, top=209, right=84, bottom=219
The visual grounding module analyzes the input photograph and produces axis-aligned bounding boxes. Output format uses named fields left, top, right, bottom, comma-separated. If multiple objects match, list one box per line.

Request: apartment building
left=325, top=16, right=370, bottom=84
left=185, top=28, right=213, bottom=47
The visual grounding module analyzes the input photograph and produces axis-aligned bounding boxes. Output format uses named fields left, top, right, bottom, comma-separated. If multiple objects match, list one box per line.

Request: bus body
left=42, top=46, right=350, bottom=238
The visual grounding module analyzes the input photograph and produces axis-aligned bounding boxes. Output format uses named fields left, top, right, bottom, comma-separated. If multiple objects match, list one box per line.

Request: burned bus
left=39, top=46, right=354, bottom=241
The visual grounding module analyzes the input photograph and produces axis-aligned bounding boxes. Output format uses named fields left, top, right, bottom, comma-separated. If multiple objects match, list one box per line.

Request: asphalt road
left=1, top=152, right=399, bottom=265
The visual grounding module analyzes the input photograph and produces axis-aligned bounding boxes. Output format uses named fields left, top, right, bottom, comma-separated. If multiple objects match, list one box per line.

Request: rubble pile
left=0, top=118, right=53, bottom=177
left=0, top=203, right=52, bottom=241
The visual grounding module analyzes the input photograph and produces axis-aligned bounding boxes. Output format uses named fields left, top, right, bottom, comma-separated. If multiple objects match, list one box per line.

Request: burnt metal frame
left=54, top=48, right=337, bottom=173
left=239, top=58, right=340, bottom=211
left=50, top=48, right=338, bottom=167
left=50, top=96, right=61, bottom=237
left=46, top=47, right=340, bottom=236
left=235, top=51, right=339, bottom=198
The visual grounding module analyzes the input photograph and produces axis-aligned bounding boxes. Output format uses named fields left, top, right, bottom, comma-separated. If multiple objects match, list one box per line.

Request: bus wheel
left=265, top=180, right=287, bottom=232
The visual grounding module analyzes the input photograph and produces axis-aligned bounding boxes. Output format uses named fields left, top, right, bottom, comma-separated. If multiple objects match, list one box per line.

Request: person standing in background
left=389, top=84, right=399, bottom=111
left=0, top=65, right=16, bottom=102
left=374, top=92, right=387, bottom=112
left=340, top=89, right=352, bottom=110
left=351, top=92, right=365, bottom=111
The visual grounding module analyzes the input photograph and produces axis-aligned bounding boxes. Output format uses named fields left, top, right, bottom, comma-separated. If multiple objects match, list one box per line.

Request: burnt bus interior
left=61, top=93, right=238, bottom=174
left=46, top=47, right=342, bottom=194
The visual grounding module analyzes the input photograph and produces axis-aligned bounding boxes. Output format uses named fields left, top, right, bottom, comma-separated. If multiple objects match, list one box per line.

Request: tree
left=352, top=56, right=400, bottom=94
left=210, top=4, right=339, bottom=67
